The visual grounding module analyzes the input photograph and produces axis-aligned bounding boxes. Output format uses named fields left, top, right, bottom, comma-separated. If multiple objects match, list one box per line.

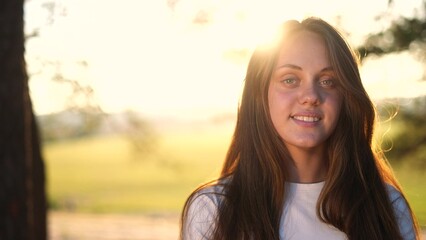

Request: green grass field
left=43, top=122, right=425, bottom=227
left=44, top=123, right=232, bottom=214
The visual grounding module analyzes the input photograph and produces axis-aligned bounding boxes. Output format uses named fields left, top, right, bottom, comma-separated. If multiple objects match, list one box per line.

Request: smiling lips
left=291, top=115, right=321, bottom=122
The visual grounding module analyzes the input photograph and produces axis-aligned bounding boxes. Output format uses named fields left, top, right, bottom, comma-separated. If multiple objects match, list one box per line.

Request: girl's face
left=268, top=30, right=342, bottom=155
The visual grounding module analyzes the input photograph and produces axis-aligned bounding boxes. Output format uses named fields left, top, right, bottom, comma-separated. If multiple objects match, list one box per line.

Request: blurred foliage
left=37, top=110, right=103, bottom=142
left=36, top=61, right=105, bottom=142
left=377, top=96, right=426, bottom=170
left=37, top=110, right=159, bottom=159
left=32, top=60, right=158, bottom=156
left=121, top=110, right=158, bottom=157
left=358, top=1, right=426, bottom=171
left=358, top=1, right=426, bottom=61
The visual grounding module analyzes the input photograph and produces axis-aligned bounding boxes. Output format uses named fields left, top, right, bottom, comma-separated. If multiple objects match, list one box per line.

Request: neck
left=285, top=145, right=327, bottom=183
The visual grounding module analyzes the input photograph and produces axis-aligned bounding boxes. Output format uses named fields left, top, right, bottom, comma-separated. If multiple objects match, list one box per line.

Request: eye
left=319, top=78, right=335, bottom=88
left=280, top=76, right=298, bottom=86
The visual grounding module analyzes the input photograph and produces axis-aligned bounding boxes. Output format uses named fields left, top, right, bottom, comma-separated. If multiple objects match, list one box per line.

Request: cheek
left=268, top=90, right=292, bottom=119
left=268, top=90, right=283, bottom=129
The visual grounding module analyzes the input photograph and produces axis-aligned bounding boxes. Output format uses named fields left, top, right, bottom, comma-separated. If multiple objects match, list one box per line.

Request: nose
left=298, top=83, right=321, bottom=106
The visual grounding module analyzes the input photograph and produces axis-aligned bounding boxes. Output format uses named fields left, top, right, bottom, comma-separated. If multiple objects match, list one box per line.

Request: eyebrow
left=277, top=64, right=334, bottom=73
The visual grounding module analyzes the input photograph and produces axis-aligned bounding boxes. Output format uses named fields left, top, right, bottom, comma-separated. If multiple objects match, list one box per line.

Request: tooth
left=293, top=116, right=319, bottom=122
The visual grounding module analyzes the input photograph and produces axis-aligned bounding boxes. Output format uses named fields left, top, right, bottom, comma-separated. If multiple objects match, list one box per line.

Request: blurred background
left=21, top=0, right=426, bottom=238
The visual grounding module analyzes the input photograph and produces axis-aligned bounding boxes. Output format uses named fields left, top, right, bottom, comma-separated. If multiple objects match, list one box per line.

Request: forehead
left=276, top=30, right=330, bottom=68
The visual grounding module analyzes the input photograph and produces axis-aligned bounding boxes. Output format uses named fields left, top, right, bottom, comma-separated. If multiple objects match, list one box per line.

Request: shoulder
left=385, top=184, right=410, bottom=215
left=192, top=184, right=225, bottom=204
left=186, top=184, right=225, bottom=218
left=188, top=180, right=226, bottom=207
left=385, top=184, right=416, bottom=240
left=182, top=183, right=226, bottom=239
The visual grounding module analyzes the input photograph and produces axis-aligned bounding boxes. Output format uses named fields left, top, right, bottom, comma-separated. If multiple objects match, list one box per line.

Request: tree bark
left=0, top=0, right=47, bottom=239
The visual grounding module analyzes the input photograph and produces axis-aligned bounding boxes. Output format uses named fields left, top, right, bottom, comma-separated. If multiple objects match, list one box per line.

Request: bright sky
left=24, top=0, right=426, bottom=119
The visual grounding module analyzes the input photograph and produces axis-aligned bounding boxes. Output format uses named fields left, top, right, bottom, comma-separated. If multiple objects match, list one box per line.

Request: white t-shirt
left=182, top=182, right=416, bottom=240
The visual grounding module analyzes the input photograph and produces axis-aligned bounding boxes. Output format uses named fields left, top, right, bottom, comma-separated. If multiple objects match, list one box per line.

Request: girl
left=180, top=17, right=420, bottom=240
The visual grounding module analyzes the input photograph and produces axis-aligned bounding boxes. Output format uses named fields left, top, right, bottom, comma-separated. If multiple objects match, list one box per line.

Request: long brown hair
left=181, top=17, right=420, bottom=240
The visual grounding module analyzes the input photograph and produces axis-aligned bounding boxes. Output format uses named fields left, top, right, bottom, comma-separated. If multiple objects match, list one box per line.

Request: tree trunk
left=0, top=0, right=47, bottom=239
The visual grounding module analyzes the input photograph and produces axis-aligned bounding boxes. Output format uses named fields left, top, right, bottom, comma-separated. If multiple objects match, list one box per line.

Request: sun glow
left=25, top=0, right=426, bottom=119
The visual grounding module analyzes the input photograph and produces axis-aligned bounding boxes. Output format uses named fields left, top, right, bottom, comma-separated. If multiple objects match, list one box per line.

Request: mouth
left=291, top=115, right=321, bottom=122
